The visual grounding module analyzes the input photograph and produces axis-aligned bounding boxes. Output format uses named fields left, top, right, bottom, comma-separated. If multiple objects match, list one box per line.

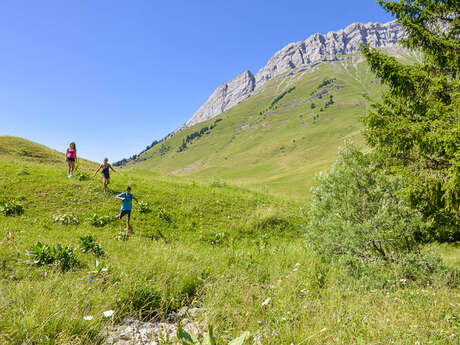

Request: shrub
left=157, top=207, right=172, bottom=224
left=53, top=213, right=79, bottom=225
left=137, top=201, right=151, bottom=213
left=79, top=236, right=105, bottom=257
left=306, top=144, right=427, bottom=264
left=26, top=242, right=79, bottom=272
left=0, top=200, right=24, bottom=216
left=73, top=169, right=90, bottom=181
left=177, top=323, right=249, bottom=345
left=304, top=144, right=455, bottom=287
left=87, top=214, right=112, bottom=227
left=116, top=232, right=129, bottom=241
left=200, top=231, right=228, bottom=246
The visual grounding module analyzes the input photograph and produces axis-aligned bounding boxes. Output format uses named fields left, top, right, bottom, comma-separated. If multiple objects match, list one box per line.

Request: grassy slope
left=0, top=136, right=96, bottom=170
left=1, top=143, right=459, bottom=344
left=132, top=50, right=416, bottom=199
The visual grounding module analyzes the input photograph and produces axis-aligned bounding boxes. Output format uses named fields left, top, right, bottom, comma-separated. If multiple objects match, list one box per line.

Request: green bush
left=52, top=213, right=79, bottom=225
left=79, top=236, right=104, bottom=257
left=73, top=169, right=90, bottom=181
left=137, top=201, right=151, bottom=213
left=87, top=213, right=112, bottom=227
left=26, top=242, right=79, bottom=272
left=0, top=200, right=24, bottom=216
left=305, top=144, right=453, bottom=286
left=200, top=231, right=228, bottom=246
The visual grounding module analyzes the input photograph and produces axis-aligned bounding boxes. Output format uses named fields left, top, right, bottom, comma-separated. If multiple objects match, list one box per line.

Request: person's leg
left=70, top=161, right=75, bottom=174
left=67, top=161, right=71, bottom=176
left=125, top=211, right=131, bottom=236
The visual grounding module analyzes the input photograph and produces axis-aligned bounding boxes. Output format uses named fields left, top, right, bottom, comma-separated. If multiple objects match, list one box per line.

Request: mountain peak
left=184, top=20, right=403, bottom=128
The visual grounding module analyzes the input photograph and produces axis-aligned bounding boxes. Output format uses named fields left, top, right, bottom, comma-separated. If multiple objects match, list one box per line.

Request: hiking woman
left=94, top=158, right=116, bottom=191
left=65, top=142, right=77, bottom=178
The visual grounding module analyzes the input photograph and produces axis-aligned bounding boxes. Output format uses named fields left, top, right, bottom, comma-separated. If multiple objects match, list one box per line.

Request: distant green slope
left=132, top=49, right=416, bottom=198
left=0, top=136, right=96, bottom=169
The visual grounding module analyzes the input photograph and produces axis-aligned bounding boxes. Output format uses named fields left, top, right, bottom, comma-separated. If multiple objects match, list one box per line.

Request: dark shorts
left=118, top=210, right=131, bottom=221
left=102, top=172, right=110, bottom=179
left=66, top=157, right=75, bottom=162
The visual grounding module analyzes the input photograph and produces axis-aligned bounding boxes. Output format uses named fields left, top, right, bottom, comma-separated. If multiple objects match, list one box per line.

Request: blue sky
left=0, top=0, right=393, bottom=162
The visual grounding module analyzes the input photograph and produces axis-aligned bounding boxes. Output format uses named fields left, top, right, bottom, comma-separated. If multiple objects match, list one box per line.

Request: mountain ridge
left=184, top=20, right=403, bottom=128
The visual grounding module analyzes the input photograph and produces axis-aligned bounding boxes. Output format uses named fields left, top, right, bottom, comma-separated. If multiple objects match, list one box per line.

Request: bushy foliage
left=306, top=145, right=457, bottom=287
left=361, top=0, right=460, bottom=241
left=73, top=168, right=90, bottom=181
left=306, top=145, right=427, bottom=263
left=137, top=201, right=151, bottom=213
left=26, top=242, right=79, bottom=272
left=200, top=231, right=228, bottom=246
left=79, top=236, right=105, bottom=257
left=87, top=213, right=112, bottom=227
left=52, top=213, right=79, bottom=225
left=270, top=86, right=295, bottom=109
left=0, top=200, right=24, bottom=216
left=177, top=323, right=249, bottom=345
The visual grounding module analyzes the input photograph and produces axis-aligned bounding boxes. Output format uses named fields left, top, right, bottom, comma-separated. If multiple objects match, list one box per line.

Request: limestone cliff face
left=184, top=21, right=403, bottom=128
left=184, top=70, right=255, bottom=127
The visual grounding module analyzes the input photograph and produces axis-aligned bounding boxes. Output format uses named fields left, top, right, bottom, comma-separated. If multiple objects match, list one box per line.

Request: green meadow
left=0, top=137, right=458, bottom=344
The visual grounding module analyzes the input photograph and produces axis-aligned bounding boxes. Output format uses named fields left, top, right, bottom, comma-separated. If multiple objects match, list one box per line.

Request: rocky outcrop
left=184, top=21, right=404, bottom=128
left=184, top=70, right=255, bottom=127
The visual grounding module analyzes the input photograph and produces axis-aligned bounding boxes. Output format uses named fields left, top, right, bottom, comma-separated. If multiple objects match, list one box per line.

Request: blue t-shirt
left=118, top=193, right=133, bottom=211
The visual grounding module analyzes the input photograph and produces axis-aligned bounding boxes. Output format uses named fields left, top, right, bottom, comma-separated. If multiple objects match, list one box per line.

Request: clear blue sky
left=0, top=0, right=393, bottom=162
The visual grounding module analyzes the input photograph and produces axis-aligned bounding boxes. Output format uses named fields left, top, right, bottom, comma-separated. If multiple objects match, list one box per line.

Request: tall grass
left=0, top=159, right=459, bottom=344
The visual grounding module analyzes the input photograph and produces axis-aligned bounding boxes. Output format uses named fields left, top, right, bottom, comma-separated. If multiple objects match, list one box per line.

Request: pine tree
left=361, top=0, right=459, bottom=241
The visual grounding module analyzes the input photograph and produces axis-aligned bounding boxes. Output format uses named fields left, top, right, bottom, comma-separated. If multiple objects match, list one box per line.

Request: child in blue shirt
left=115, top=186, right=138, bottom=236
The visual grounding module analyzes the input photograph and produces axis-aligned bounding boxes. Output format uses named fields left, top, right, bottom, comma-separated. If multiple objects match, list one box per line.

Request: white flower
left=400, top=279, right=407, bottom=283
left=261, top=298, right=271, bottom=306
left=103, top=310, right=114, bottom=317
left=295, top=262, right=300, bottom=266
left=293, top=268, right=298, bottom=272
left=83, top=315, right=93, bottom=321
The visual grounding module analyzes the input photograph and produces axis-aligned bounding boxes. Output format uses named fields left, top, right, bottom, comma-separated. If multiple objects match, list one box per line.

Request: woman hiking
left=94, top=158, right=116, bottom=191
left=65, top=142, right=77, bottom=178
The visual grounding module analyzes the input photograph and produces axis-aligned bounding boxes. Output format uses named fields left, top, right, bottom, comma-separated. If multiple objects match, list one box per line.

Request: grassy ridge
left=1, top=147, right=459, bottom=344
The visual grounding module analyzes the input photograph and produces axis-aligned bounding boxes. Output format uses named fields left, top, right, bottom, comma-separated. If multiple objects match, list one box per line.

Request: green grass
left=1, top=142, right=459, bottom=344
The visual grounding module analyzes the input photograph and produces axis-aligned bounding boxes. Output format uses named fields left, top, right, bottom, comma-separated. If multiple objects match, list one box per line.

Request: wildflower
left=295, top=262, right=300, bottom=266
left=87, top=278, right=93, bottom=285
left=293, top=268, right=298, bottom=272
left=261, top=297, right=271, bottom=306
left=258, top=336, right=262, bottom=341
left=103, top=310, right=114, bottom=317
left=347, top=317, right=351, bottom=320
left=83, top=315, right=93, bottom=321
left=261, top=285, right=267, bottom=289
left=400, top=279, right=407, bottom=283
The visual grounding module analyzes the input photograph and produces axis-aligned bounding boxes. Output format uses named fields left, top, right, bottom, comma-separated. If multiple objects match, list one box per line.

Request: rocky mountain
left=184, top=21, right=404, bottom=128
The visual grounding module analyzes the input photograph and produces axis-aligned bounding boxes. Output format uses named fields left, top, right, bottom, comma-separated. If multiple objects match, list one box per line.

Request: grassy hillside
left=0, top=136, right=96, bottom=169
left=1, top=142, right=459, bottom=344
left=130, top=49, right=417, bottom=198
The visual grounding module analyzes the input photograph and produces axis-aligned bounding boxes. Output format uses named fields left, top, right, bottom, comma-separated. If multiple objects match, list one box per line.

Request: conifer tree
left=362, top=0, right=459, bottom=240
